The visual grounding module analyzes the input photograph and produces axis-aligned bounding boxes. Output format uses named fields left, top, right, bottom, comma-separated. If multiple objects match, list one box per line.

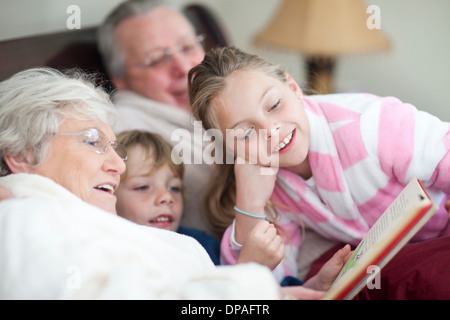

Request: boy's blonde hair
left=117, top=130, right=185, bottom=192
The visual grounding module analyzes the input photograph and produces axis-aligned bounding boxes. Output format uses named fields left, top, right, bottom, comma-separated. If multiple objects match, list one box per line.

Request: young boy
left=115, top=130, right=221, bottom=265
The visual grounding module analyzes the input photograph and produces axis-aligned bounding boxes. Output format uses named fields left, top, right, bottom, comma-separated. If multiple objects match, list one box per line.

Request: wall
left=337, top=0, right=450, bottom=121
left=1, top=0, right=449, bottom=120
left=186, top=0, right=450, bottom=121
left=0, top=0, right=123, bottom=40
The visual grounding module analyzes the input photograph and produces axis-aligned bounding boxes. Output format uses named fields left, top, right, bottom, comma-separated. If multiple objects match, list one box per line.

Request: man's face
left=113, top=7, right=205, bottom=110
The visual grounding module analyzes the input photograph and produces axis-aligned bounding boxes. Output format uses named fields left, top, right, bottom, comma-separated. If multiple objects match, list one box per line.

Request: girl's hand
left=234, top=156, right=277, bottom=211
left=236, top=220, right=285, bottom=270
left=303, top=244, right=352, bottom=292
left=279, top=285, right=325, bottom=300
left=233, top=156, right=278, bottom=244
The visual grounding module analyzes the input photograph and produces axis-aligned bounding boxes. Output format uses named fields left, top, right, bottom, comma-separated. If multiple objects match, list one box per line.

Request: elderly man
left=98, top=0, right=214, bottom=233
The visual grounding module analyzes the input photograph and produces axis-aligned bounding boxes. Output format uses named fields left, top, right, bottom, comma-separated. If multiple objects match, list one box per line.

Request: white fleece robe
left=0, top=173, right=279, bottom=300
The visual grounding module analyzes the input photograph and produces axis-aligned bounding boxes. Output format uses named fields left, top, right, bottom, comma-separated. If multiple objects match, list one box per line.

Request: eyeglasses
left=57, top=128, right=128, bottom=162
left=133, top=34, right=205, bottom=69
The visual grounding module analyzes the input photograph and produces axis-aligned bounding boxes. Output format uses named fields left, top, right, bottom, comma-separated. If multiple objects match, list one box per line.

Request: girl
left=188, top=46, right=450, bottom=281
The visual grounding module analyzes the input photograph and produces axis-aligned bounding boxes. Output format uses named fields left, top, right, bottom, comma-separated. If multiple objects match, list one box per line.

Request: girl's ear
left=3, top=153, right=34, bottom=174
left=285, top=72, right=304, bottom=99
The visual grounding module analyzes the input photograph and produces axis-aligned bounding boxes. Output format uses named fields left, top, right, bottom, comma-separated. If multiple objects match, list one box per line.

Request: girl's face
left=214, top=70, right=311, bottom=175
left=115, top=145, right=183, bottom=231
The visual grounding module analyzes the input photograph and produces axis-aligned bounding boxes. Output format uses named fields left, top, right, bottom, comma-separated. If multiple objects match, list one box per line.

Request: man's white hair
left=97, top=0, right=184, bottom=77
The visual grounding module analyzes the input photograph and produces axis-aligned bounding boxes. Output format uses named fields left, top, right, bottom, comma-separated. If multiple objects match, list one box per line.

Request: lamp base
left=306, top=56, right=335, bottom=95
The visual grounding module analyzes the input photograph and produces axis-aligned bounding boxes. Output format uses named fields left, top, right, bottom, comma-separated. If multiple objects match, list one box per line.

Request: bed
left=0, top=4, right=337, bottom=284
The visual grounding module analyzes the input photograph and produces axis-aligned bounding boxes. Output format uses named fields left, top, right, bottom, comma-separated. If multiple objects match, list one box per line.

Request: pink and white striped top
left=221, top=93, right=450, bottom=280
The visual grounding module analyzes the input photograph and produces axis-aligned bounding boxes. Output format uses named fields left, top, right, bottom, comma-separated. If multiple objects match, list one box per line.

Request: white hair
left=97, top=0, right=184, bottom=77
left=0, top=67, right=117, bottom=176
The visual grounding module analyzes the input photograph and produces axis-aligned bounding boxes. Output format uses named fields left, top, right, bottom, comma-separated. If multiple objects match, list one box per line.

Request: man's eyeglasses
left=57, top=128, right=128, bottom=162
left=134, top=34, right=205, bottom=69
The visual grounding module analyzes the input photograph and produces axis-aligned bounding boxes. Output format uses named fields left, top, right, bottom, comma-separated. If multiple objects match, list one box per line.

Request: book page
left=324, top=178, right=436, bottom=299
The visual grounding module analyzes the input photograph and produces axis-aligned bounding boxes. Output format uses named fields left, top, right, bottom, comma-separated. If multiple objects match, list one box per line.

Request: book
left=322, top=178, right=438, bottom=300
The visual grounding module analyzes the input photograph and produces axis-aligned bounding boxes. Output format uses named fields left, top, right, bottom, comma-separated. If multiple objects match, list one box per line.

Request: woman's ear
left=3, top=153, right=33, bottom=174
left=111, top=75, right=126, bottom=91
left=285, top=73, right=303, bottom=99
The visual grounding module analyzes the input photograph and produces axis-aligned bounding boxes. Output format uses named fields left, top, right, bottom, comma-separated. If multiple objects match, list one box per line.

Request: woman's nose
left=104, top=148, right=126, bottom=175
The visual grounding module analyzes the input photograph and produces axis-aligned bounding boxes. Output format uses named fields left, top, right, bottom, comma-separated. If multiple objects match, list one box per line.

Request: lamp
left=254, top=0, right=390, bottom=94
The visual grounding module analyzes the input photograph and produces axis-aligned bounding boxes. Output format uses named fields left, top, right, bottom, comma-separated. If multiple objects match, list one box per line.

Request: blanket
left=0, top=173, right=279, bottom=299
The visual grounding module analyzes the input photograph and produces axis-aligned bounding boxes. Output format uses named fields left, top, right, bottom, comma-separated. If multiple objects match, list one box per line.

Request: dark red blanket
left=306, top=236, right=450, bottom=300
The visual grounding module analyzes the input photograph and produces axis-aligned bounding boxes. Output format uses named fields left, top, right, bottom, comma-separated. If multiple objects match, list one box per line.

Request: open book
left=322, top=178, right=438, bottom=300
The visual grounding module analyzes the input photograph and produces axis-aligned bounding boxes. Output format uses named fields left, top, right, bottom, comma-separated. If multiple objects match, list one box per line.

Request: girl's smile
left=274, top=129, right=296, bottom=154
left=214, top=69, right=311, bottom=177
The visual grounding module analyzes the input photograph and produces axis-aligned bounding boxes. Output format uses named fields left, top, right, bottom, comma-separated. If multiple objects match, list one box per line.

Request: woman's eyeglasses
left=57, top=128, right=128, bottom=162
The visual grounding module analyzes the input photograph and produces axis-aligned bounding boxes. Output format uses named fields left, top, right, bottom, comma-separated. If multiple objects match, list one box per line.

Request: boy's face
left=115, top=145, right=183, bottom=232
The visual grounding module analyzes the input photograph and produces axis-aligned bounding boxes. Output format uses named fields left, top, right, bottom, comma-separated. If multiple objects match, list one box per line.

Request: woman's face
left=115, top=145, right=183, bottom=232
left=213, top=70, right=311, bottom=173
left=30, top=117, right=126, bottom=214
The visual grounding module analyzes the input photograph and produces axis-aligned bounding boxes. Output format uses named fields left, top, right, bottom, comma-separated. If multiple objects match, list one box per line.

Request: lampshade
left=254, top=0, right=390, bottom=56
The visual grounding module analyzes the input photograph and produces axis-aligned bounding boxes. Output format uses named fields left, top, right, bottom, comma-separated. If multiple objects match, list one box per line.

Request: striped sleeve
left=364, top=96, right=450, bottom=189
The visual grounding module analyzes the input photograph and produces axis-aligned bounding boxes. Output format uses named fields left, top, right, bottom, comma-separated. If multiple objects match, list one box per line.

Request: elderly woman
left=0, top=68, right=346, bottom=300
left=0, top=68, right=127, bottom=213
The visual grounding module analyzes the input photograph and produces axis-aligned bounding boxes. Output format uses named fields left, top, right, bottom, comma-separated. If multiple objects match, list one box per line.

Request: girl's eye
left=270, top=99, right=281, bottom=111
left=134, top=185, right=149, bottom=191
left=169, top=186, right=181, bottom=193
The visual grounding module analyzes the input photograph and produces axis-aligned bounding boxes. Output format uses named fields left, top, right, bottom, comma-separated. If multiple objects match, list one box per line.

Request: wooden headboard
left=0, top=27, right=114, bottom=91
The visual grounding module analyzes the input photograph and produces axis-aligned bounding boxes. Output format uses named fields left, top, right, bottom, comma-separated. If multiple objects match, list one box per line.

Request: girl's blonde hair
left=188, top=47, right=287, bottom=238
